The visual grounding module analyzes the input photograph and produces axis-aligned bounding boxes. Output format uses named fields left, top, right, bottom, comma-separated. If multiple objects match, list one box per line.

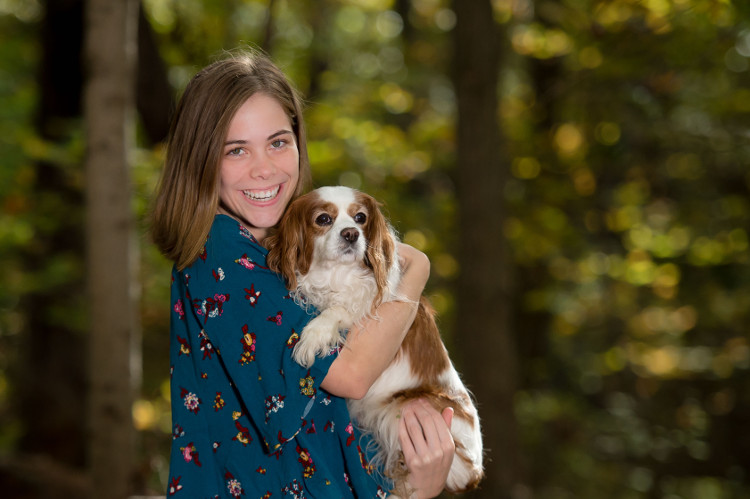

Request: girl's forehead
left=226, top=94, right=293, bottom=137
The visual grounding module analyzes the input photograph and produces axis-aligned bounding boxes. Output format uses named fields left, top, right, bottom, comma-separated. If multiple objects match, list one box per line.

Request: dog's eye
left=354, top=212, right=367, bottom=224
left=315, top=213, right=333, bottom=226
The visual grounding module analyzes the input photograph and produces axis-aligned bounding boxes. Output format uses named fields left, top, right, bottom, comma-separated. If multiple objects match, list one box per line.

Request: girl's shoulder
left=209, top=214, right=263, bottom=250
left=173, top=214, right=275, bottom=292
left=191, top=214, right=267, bottom=268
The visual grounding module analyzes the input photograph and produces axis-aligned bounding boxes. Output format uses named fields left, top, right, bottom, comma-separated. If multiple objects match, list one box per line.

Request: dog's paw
left=292, top=316, right=344, bottom=368
left=292, top=334, right=322, bottom=368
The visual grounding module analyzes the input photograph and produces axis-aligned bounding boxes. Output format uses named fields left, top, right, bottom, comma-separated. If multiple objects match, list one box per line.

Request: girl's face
left=218, top=93, right=299, bottom=242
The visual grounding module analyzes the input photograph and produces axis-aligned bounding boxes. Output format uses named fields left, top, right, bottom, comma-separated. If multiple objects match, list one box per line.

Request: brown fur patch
left=265, top=191, right=337, bottom=289
left=399, top=297, right=451, bottom=383
left=353, top=190, right=395, bottom=307
left=391, top=385, right=474, bottom=426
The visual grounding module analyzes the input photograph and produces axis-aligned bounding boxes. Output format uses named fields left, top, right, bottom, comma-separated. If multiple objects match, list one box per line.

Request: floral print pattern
left=167, top=215, right=388, bottom=497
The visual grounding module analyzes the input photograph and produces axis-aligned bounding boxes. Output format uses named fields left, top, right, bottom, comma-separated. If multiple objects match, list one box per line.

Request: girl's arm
left=320, top=243, right=430, bottom=399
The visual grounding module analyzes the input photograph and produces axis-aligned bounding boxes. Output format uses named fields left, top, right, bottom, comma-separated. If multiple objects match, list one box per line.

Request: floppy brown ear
left=265, top=195, right=315, bottom=290
left=359, top=192, right=395, bottom=305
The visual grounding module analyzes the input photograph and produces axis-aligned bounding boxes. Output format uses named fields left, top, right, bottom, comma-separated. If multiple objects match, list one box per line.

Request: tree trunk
left=452, top=1, right=525, bottom=497
left=84, top=0, right=139, bottom=497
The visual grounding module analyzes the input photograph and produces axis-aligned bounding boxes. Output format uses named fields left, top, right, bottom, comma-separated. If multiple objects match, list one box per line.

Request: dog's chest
left=297, top=266, right=380, bottom=314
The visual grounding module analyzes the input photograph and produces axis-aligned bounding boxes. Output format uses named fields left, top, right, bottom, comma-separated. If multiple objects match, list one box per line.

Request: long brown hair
left=151, top=49, right=311, bottom=269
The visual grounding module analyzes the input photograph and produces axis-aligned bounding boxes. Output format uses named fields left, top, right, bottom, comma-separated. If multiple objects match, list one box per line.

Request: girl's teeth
left=244, top=187, right=279, bottom=201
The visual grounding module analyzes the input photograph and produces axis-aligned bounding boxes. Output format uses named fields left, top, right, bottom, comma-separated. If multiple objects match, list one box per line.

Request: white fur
left=287, top=186, right=483, bottom=494
left=291, top=186, right=401, bottom=368
left=291, top=264, right=381, bottom=367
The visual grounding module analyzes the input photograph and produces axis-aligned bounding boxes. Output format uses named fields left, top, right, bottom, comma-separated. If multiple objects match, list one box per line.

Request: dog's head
left=265, top=186, right=396, bottom=303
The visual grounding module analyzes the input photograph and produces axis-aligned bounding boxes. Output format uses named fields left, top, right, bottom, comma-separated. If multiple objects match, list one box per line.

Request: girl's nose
left=249, top=153, right=275, bottom=179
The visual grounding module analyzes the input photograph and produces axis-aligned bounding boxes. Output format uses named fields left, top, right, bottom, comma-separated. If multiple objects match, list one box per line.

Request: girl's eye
left=227, top=147, right=244, bottom=156
left=354, top=212, right=367, bottom=224
left=271, top=139, right=287, bottom=149
left=315, top=213, right=333, bottom=226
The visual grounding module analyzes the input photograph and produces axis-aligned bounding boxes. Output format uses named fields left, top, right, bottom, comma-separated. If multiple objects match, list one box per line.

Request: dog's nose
left=340, top=228, right=359, bottom=244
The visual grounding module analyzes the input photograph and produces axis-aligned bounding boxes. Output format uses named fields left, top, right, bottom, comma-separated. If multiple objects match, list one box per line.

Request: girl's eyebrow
left=224, top=129, right=293, bottom=146
left=268, top=129, right=293, bottom=140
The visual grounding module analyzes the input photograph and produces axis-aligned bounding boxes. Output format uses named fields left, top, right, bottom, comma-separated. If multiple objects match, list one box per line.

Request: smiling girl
left=151, top=49, right=454, bottom=498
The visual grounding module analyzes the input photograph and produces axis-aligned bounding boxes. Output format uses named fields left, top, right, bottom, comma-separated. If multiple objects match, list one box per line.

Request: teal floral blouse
left=167, top=215, right=389, bottom=498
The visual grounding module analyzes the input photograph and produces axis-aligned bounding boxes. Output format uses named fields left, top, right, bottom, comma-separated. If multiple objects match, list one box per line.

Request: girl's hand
left=399, top=398, right=455, bottom=498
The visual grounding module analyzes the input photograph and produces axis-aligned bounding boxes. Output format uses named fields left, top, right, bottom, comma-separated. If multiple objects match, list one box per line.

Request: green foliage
left=499, top=0, right=750, bottom=497
left=0, top=7, right=42, bottom=455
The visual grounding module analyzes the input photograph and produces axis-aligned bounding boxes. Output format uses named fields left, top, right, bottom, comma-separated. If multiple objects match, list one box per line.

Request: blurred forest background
left=1, top=0, right=750, bottom=498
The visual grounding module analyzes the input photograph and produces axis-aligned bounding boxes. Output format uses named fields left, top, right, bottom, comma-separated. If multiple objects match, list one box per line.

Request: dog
left=265, top=186, right=484, bottom=497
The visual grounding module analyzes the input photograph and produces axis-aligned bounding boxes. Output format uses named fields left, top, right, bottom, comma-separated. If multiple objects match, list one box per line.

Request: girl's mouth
left=243, top=185, right=280, bottom=202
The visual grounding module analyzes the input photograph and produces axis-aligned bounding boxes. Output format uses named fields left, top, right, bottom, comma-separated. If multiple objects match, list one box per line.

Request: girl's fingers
left=414, top=399, right=452, bottom=448
left=400, top=399, right=455, bottom=462
left=399, top=410, right=418, bottom=462
left=403, top=402, right=430, bottom=456
left=442, top=406, right=454, bottom=428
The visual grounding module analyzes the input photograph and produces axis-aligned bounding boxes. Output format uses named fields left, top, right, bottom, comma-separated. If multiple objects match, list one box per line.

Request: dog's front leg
left=293, top=306, right=353, bottom=368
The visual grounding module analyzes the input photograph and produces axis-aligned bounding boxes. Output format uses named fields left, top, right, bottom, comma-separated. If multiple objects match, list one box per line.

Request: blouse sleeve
left=180, top=223, right=336, bottom=455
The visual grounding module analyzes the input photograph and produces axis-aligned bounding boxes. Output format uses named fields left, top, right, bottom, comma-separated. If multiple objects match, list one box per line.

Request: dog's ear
left=360, top=192, right=396, bottom=305
left=262, top=231, right=284, bottom=280
left=265, top=195, right=314, bottom=290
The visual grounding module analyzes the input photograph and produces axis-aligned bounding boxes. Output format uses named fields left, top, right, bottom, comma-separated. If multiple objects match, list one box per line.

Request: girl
left=151, top=49, right=454, bottom=498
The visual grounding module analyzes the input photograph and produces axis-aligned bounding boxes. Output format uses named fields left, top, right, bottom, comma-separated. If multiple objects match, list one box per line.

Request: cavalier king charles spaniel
left=265, top=186, right=483, bottom=497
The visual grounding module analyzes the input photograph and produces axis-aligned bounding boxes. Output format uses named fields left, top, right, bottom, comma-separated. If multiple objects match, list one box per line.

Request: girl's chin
left=220, top=197, right=288, bottom=231
left=240, top=211, right=284, bottom=231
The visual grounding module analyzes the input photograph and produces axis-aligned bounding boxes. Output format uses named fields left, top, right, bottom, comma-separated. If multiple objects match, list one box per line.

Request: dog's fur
left=265, top=186, right=483, bottom=497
